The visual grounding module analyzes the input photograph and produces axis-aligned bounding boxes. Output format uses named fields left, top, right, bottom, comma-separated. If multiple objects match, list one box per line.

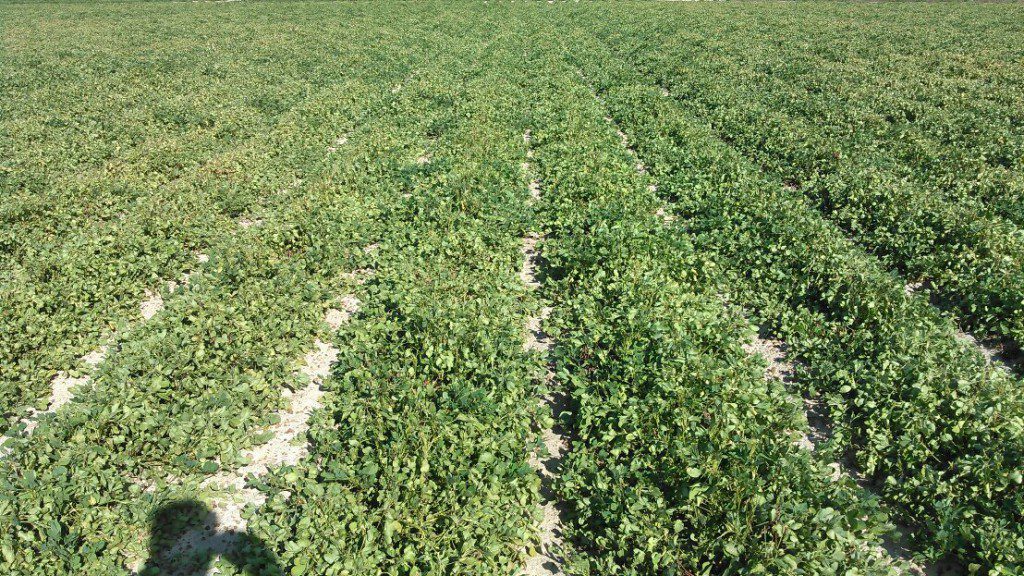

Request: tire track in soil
left=519, top=129, right=567, bottom=576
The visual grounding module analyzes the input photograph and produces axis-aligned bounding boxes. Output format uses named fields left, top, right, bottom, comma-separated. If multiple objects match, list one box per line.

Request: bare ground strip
left=519, top=130, right=567, bottom=576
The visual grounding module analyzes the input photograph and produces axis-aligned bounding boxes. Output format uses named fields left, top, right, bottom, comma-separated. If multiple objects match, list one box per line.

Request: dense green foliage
left=572, top=4, right=1024, bottom=348
left=552, top=9, right=1024, bottom=572
left=2, top=1, right=1023, bottom=575
left=246, top=28, right=544, bottom=575
left=524, top=38, right=898, bottom=575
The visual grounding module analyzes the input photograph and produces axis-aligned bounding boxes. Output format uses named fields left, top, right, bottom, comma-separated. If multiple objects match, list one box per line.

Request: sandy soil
left=519, top=133, right=566, bottom=575
left=327, top=134, right=348, bottom=154
left=237, top=217, right=263, bottom=229
left=140, top=289, right=165, bottom=320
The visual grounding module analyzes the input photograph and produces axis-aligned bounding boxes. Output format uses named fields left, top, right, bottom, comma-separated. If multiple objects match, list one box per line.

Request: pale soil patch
left=325, top=296, right=359, bottom=331
left=520, top=233, right=542, bottom=291
left=198, top=336, right=341, bottom=518
left=904, top=281, right=924, bottom=296
left=326, top=135, right=348, bottom=154
left=954, top=329, right=1022, bottom=373
left=906, top=281, right=1021, bottom=372
left=741, top=321, right=959, bottom=575
left=741, top=328, right=793, bottom=384
left=2, top=345, right=108, bottom=444
left=21, top=375, right=86, bottom=435
left=741, top=327, right=821, bottom=451
left=529, top=181, right=542, bottom=201
left=6, top=262, right=202, bottom=450
left=237, top=217, right=263, bottom=229
left=363, top=242, right=380, bottom=254
left=82, top=346, right=109, bottom=368
left=416, top=152, right=432, bottom=165
left=7, top=248, right=212, bottom=450
left=600, top=114, right=647, bottom=174
left=654, top=206, right=675, bottom=224
left=520, top=292, right=565, bottom=575
left=956, top=330, right=1002, bottom=365
left=140, top=289, right=165, bottom=320
left=171, top=253, right=210, bottom=293
left=742, top=327, right=912, bottom=571
left=877, top=533, right=964, bottom=576
left=340, top=268, right=375, bottom=285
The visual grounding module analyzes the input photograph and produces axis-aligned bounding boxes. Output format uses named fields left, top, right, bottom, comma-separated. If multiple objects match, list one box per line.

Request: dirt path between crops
left=519, top=130, right=567, bottom=576
left=905, top=282, right=1022, bottom=374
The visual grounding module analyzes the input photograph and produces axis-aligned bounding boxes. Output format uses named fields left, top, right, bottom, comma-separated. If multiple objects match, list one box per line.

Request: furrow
left=740, top=321, right=949, bottom=575
left=519, top=131, right=566, bottom=576
left=905, top=282, right=1023, bottom=374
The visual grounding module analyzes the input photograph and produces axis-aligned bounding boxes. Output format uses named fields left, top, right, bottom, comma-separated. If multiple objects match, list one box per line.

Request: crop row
left=231, top=25, right=545, bottom=576
left=0, top=3, right=420, bottom=421
left=520, top=24, right=904, bottom=576
left=0, top=5, right=469, bottom=572
left=605, top=3, right=1024, bottom=225
left=572, top=5, right=1024, bottom=351
left=730, top=6, right=1020, bottom=221
left=555, top=14, right=1024, bottom=571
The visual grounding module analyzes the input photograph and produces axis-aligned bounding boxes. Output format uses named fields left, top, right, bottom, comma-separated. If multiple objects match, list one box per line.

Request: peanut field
left=2, top=1, right=1023, bottom=575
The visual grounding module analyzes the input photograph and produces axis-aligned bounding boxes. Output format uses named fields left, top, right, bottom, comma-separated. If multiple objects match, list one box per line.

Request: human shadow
left=139, top=500, right=282, bottom=576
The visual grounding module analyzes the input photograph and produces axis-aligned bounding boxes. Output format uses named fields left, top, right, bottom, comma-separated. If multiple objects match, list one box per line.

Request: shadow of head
left=139, top=499, right=282, bottom=576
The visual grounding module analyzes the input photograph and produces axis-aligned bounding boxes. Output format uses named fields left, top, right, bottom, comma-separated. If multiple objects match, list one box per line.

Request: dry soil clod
left=237, top=217, right=263, bottom=229
left=140, top=289, right=165, bottom=320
